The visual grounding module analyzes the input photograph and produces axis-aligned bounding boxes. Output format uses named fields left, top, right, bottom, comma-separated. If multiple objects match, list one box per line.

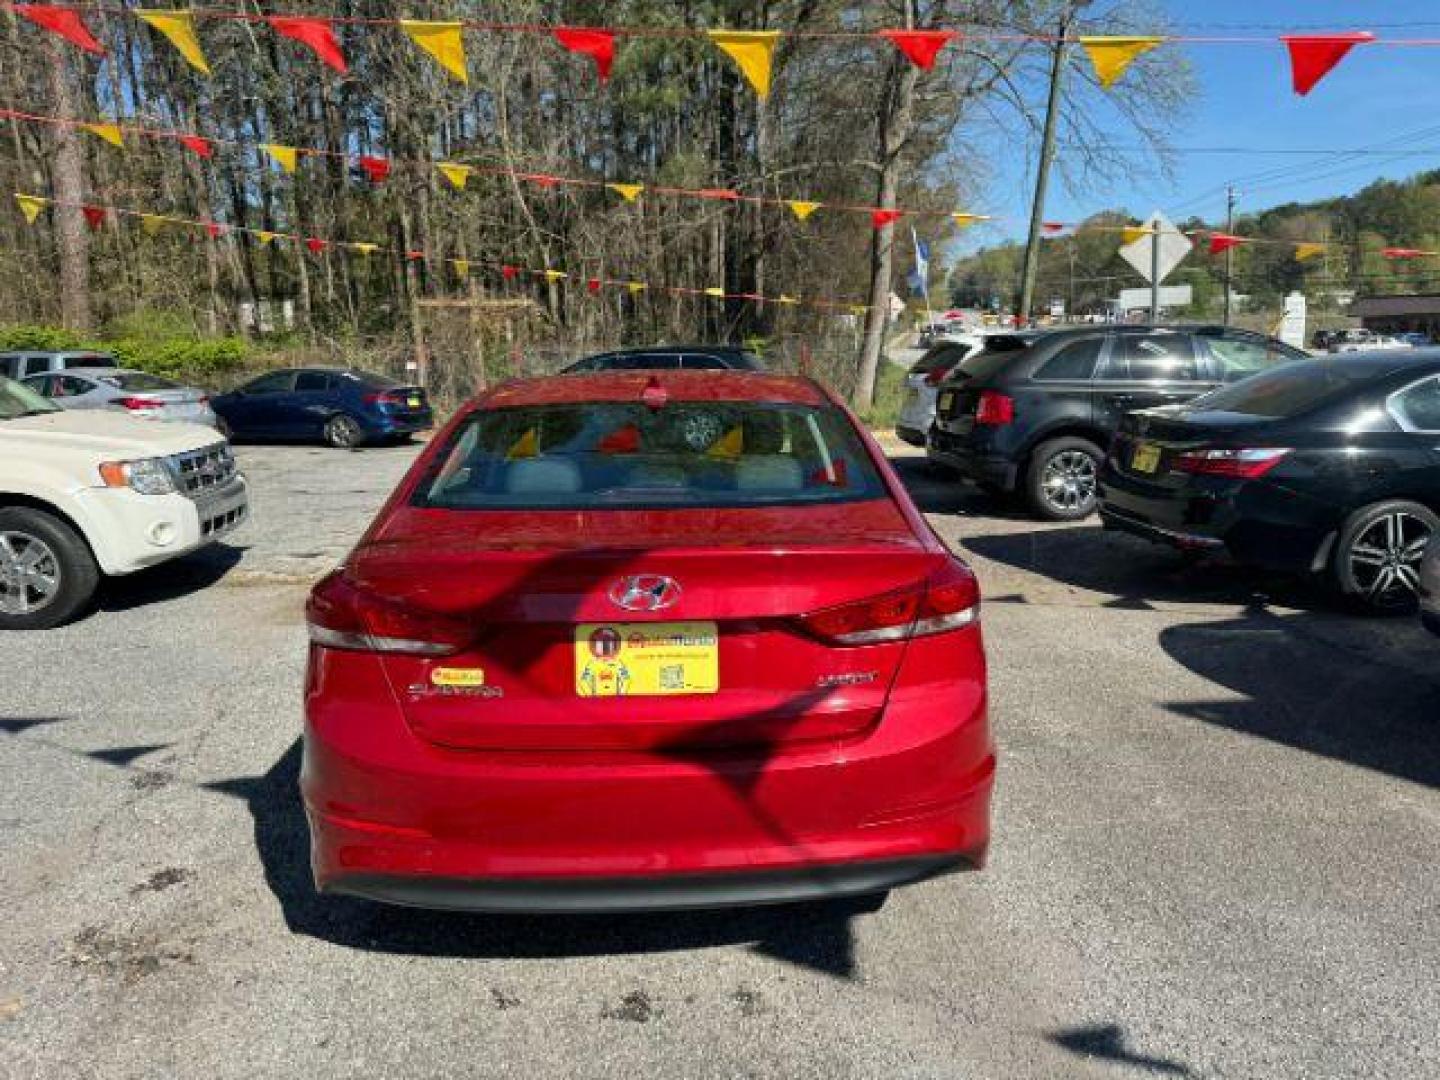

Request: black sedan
left=1099, top=351, right=1440, bottom=612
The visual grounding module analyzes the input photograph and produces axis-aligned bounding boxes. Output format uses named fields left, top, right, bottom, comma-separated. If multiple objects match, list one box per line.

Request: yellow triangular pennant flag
left=787, top=200, right=820, bottom=222
left=777, top=294, right=799, bottom=305
left=627, top=281, right=648, bottom=295
left=254, top=230, right=278, bottom=245
left=14, top=194, right=48, bottom=224
left=437, top=162, right=471, bottom=190
left=1080, top=36, right=1165, bottom=90
left=952, top=212, right=987, bottom=228
left=81, top=123, right=124, bottom=148
left=544, top=269, right=566, bottom=282
left=1120, top=226, right=1154, bottom=245
left=704, top=287, right=726, bottom=298
left=707, top=426, right=745, bottom=460
left=349, top=242, right=378, bottom=256
left=401, top=20, right=468, bottom=84
left=451, top=258, right=470, bottom=277
left=1295, top=242, right=1326, bottom=261
left=708, top=30, right=782, bottom=99
left=849, top=304, right=869, bottom=316
left=607, top=183, right=644, bottom=202
left=137, top=11, right=212, bottom=76
left=140, top=214, right=167, bottom=235
left=262, top=144, right=298, bottom=173
left=507, top=428, right=538, bottom=460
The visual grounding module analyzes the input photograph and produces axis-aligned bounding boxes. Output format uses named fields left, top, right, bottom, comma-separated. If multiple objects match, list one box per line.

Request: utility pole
left=1223, top=185, right=1238, bottom=325
left=1151, top=215, right=1161, bottom=323
left=1017, top=9, right=1071, bottom=327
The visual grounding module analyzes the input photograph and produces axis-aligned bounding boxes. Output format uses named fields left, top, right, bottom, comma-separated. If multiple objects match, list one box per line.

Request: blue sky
left=971, top=0, right=1440, bottom=247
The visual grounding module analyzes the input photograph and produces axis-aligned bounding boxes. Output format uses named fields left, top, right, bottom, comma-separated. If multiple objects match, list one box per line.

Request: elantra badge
left=609, top=574, right=681, bottom=612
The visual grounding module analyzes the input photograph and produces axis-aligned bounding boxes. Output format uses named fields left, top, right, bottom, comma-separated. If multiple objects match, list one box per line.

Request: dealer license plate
left=937, top=391, right=956, bottom=416
left=574, top=621, right=719, bottom=697
left=407, top=395, right=423, bottom=409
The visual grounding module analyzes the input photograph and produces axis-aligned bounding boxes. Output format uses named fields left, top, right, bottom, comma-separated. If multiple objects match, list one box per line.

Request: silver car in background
left=896, top=337, right=983, bottom=447
left=22, top=367, right=218, bottom=427
left=1421, top=535, right=1440, bottom=639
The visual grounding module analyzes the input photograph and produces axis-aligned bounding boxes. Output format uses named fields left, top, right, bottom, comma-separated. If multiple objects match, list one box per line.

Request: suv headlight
left=98, top=458, right=177, bottom=495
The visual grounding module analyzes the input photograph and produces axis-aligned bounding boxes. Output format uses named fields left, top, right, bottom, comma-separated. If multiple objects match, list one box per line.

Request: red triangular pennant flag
left=877, top=29, right=959, bottom=70
left=871, top=209, right=903, bottom=229
left=178, top=135, right=213, bottom=159
left=522, top=174, right=560, bottom=189
left=1281, top=32, right=1373, bottom=96
left=1383, top=247, right=1428, bottom=260
left=697, top=188, right=740, bottom=201
left=587, top=277, right=602, bottom=294
left=358, top=155, right=391, bottom=184
left=81, top=205, right=106, bottom=231
left=15, top=5, right=106, bottom=56
left=553, top=27, right=616, bottom=82
left=1208, top=233, right=1246, bottom=255
left=1042, top=221, right=1066, bottom=234
left=268, top=16, right=347, bottom=74
left=500, top=264, right=518, bottom=280
left=305, top=237, right=327, bottom=254
left=406, top=250, right=425, bottom=261
left=203, top=220, right=224, bottom=239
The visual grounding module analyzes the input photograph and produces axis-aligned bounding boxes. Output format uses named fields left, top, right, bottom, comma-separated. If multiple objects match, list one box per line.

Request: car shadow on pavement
left=961, top=526, right=1335, bottom=612
left=1159, top=609, right=1440, bottom=789
left=1050, top=1024, right=1196, bottom=1077
left=885, top=455, right=1032, bottom=519
left=206, top=740, right=865, bottom=978
left=96, top=543, right=245, bottom=614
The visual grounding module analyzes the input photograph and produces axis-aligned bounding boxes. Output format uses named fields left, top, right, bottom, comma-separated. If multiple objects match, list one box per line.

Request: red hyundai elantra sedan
left=303, top=370, right=994, bottom=912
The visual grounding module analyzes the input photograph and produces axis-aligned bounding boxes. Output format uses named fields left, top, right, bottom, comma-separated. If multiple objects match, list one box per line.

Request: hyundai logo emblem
left=609, top=574, right=681, bottom=612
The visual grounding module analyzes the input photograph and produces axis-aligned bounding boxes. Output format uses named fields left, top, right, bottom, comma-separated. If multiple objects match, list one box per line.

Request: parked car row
left=0, top=351, right=434, bottom=448
left=910, top=326, right=1440, bottom=615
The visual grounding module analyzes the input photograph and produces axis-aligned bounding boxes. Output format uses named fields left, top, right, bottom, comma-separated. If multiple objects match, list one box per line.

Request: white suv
left=0, top=376, right=248, bottom=629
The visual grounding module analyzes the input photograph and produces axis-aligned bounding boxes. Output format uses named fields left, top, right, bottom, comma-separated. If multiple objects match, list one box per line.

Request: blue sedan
left=211, top=367, right=433, bottom=448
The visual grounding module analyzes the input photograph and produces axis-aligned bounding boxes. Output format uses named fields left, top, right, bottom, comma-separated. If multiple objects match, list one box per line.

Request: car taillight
left=1174, top=447, right=1291, bottom=478
left=306, top=571, right=471, bottom=656
left=974, top=390, right=1014, bottom=426
left=118, top=396, right=163, bottom=411
left=923, top=364, right=956, bottom=386
left=795, top=563, right=980, bottom=646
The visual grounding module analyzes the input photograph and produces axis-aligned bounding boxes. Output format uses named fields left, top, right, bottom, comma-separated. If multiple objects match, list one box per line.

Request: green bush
left=0, top=322, right=250, bottom=383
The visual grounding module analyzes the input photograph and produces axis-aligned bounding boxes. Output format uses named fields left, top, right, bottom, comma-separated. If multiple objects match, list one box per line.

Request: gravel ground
left=1, top=439, right=1437, bottom=1079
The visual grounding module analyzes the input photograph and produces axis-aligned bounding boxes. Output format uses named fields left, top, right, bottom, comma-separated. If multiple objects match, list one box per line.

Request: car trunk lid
left=350, top=502, right=942, bottom=751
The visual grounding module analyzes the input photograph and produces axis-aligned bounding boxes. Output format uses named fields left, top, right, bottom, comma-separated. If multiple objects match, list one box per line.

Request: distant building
left=1350, top=294, right=1440, bottom=338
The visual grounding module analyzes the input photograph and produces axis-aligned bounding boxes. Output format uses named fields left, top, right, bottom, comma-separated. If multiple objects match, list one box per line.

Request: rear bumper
left=1422, top=612, right=1440, bottom=639
left=302, top=642, right=994, bottom=911
left=926, top=425, right=1019, bottom=489
left=367, top=410, right=434, bottom=436
left=1098, top=503, right=1226, bottom=552
left=895, top=424, right=928, bottom=448
left=325, top=855, right=972, bottom=914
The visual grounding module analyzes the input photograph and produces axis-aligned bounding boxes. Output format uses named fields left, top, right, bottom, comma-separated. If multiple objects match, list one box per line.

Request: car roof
left=481, top=371, right=828, bottom=409
left=592, top=344, right=754, bottom=356
left=1321, top=349, right=1440, bottom=379
left=51, top=367, right=146, bottom=378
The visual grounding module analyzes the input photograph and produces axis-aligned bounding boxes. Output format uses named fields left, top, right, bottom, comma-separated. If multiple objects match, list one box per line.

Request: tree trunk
left=45, top=38, right=91, bottom=331
left=854, top=0, right=920, bottom=413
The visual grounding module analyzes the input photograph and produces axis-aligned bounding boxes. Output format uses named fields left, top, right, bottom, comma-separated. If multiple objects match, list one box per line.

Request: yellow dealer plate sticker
left=574, top=622, right=719, bottom=697
left=431, top=667, right=487, bottom=688
left=1132, top=443, right=1161, bottom=474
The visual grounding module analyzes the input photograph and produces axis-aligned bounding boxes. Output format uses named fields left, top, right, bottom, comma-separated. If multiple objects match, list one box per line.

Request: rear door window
left=61, top=354, right=116, bottom=370
left=294, top=371, right=336, bottom=392
left=53, top=375, right=94, bottom=397
left=1034, top=338, right=1104, bottom=381
left=19, top=356, right=50, bottom=378
left=416, top=401, right=886, bottom=509
left=1388, top=376, right=1440, bottom=431
left=1204, top=334, right=1307, bottom=382
left=1109, top=334, right=1200, bottom=381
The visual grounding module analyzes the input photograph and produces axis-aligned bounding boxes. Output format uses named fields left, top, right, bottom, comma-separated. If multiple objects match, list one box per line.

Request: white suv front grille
left=170, top=444, right=237, bottom=498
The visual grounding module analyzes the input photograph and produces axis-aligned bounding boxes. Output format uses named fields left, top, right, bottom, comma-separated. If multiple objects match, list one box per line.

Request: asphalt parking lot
left=3, top=440, right=1438, bottom=1079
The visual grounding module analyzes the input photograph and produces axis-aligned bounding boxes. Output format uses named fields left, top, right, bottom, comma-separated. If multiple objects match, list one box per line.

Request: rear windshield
left=954, top=335, right=1038, bottom=380
left=98, top=372, right=178, bottom=391
left=350, top=370, right=402, bottom=389
left=908, top=344, right=971, bottom=374
left=1183, top=360, right=1365, bottom=418
left=415, top=401, right=887, bottom=509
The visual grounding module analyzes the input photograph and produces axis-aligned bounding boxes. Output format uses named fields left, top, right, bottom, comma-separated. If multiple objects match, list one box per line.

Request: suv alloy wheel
left=1025, top=436, right=1103, bottom=521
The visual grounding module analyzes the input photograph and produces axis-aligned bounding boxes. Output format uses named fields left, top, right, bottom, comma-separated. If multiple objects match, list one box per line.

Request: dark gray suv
left=926, top=325, right=1308, bottom=520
